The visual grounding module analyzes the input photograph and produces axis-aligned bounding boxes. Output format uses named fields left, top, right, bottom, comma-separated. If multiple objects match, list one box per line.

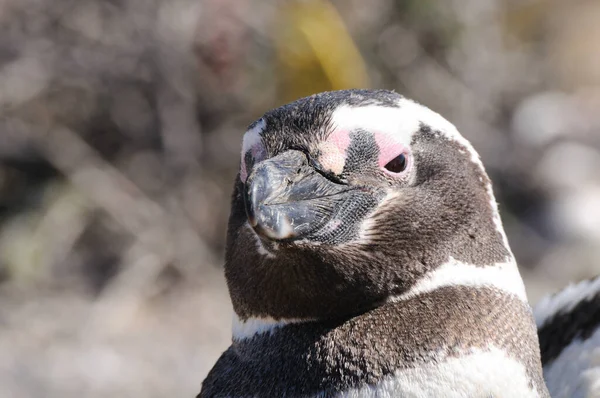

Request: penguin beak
left=243, top=150, right=350, bottom=241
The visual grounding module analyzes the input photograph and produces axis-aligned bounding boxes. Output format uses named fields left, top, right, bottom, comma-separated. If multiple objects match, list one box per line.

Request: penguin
left=199, top=89, right=551, bottom=397
left=534, top=277, right=600, bottom=398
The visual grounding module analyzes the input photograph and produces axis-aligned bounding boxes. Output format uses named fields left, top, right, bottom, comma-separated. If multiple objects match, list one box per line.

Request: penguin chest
left=335, top=349, right=544, bottom=398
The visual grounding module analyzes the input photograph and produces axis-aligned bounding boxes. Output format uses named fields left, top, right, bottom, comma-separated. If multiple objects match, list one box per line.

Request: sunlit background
left=1, top=0, right=599, bottom=396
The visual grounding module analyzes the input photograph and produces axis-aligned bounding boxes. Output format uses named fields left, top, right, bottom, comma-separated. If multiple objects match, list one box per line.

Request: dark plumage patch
left=538, top=286, right=600, bottom=365
left=199, top=287, right=545, bottom=397
left=406, top=126, right=511, bottom=266
left=310, top=190, right=380, bottom=245
left=341, top=130, right=379, bottom=175
left=243, top=151, right=254, bottom=177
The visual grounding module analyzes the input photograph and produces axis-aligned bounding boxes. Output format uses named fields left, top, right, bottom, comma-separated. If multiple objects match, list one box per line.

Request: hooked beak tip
left=242, top=149, right=348, bottom=243
left=259, top=215, right=295, bottom=240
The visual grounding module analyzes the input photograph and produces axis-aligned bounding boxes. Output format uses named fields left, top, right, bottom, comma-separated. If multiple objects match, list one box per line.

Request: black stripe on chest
left=538, top=289, right=600, bottom=366
left=200, top=287, right=543, bottom=398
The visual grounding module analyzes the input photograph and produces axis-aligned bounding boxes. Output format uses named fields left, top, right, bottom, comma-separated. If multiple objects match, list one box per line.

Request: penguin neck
left=232, top=255, right=528, bottom=342
left=226, top=278, right=546, bottom=398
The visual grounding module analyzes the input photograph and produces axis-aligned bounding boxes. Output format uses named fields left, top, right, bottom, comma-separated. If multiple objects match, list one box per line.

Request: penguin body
left=200, top=89, right=552, bottom=397
left=202, top=287, right=543, bottom=397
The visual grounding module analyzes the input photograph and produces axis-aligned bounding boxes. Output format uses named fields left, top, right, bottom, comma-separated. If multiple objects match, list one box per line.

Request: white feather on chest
left=333, top=348, right=541, bottom=398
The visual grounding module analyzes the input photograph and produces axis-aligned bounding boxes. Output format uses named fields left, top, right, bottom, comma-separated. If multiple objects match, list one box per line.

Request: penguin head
left=226, top=89, right=511, bottom=321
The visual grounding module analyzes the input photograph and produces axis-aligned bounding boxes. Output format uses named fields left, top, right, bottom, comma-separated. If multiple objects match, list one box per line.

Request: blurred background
left=0, top=0, right=599, bottom=396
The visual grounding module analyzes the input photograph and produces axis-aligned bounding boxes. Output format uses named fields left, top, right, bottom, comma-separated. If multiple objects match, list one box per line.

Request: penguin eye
left=384, top=153, right=407, bottom=174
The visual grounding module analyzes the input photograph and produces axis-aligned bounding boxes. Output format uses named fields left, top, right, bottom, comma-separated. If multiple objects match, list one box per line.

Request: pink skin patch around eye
left=327, top=128, right=352, bottom=153
left=320, top=128, right=409, bottom=175
left=318, top=142, right=346, bottom=175
left=373, top=131, right=409, bottom=170
left=319, top=129, right=351, bottom=175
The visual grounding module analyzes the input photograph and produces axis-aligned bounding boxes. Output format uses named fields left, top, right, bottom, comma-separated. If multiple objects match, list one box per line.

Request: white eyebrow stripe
left=330, top=99, right=483, bottom=170
left=241, top=118, right=266, bottom=156
left=240, top=118, right=266, bottom=181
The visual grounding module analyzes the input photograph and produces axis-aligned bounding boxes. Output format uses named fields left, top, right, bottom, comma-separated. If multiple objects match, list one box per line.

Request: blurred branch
left=2, top=118, right=217, bottom=333
left=155, top=1, right=204, bottom=172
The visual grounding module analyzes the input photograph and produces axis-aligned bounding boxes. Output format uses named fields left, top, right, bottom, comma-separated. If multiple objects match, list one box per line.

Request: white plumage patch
left=241, top=118, right=266, bottom=155
left=240, top=118, right=266, bottom=182
left=232, top=313, right=312, bottom=341
left=543, top=327, right=600, bottom=398
left=534, top=277, right=600, bottom=328
left=338, top=347, right=541, bottom=398
left=391, top=256, right=528, bottom=303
